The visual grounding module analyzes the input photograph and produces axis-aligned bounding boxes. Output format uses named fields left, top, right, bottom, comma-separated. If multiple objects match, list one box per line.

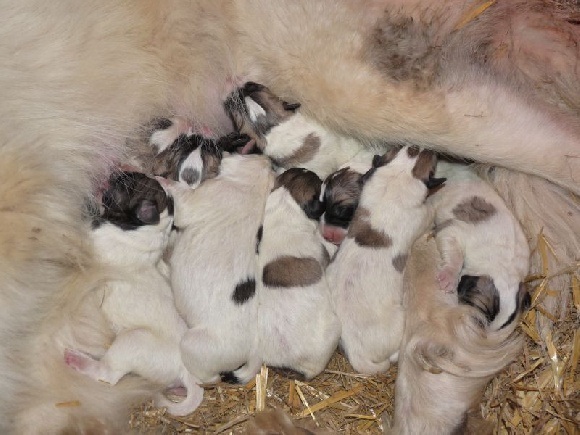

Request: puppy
left=64, top=172, right=204, bottom=417
left=389, top=235, right=529, bottom=434
left=224, top=82, right=364, bottom=178
left=327, top=145, right=444, bottom=374
left=162, top=153, right=275, bottom=384
left=319, top=149, right=375, bottom=245
left=257, top=168, right=340, bottom=380
left=429, top=161, right=530, bottom=331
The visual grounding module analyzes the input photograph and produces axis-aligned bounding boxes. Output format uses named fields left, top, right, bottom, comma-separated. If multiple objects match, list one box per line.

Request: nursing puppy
left=162, top=153, right=275, bottom=384
left=327, top=145, right=444, bottom=374
left=225, top=82, right=364, bottom=178
left=2, top=1, right=579, bottom=432
left=389, top=235, right=528, bottom=435
left=65, top=172, right=204, bottom=417
left=258, top=168, right=340, bottom=380
left=430, top=162, right=530, bottom=331
left=319, top=150, right=375, bottom=245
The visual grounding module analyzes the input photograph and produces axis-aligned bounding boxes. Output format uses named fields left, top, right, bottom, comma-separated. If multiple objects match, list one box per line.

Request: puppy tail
left=475, top=165, right=580, bottom=332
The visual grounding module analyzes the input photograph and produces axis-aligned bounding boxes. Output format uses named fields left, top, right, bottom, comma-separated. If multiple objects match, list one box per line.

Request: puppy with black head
left=65, top=172, right=204, bottom=417
left=327, top=145, right=445, bottom=374
left=160, top=153, right=275, bottom=384
left=428, top=161, right=530, bottom=331
left=257, top=168, right=340, bottom=380
left=224, top=82, right=364, bottom=178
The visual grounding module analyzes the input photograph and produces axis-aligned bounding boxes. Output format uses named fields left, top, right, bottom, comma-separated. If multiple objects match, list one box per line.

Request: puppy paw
left=436, top=265, right=459, bottom=293
left=64, top=348, right=99, bottom=378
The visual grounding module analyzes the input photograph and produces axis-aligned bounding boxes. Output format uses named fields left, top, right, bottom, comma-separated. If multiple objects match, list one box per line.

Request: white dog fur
left=1, top=0, right=578, bottom=431
left=257, top=168, right=340, bottom=380
left=162, top=153, right=275, bottom=384
left=328, top=146, right=443, bottom=374
left=429, top=161, right=530, bottom=331
left=388, top=234, right=527, bottom=434
left=64, top=172, right=204, bottom=417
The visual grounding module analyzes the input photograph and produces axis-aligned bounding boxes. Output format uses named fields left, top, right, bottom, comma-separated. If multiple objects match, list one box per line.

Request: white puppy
left=327, top=145, right=444, bottom=374
left=389, top=235, right=529, bottom=434
left=429, top=161, right=530, bottom=330
left=162, top=153, right=275, bottom=384
left=257, top=168, right=340, bottom=380
left=224, top=82, right=364, bottom=179
left=64, top=172, right=204, bottom=417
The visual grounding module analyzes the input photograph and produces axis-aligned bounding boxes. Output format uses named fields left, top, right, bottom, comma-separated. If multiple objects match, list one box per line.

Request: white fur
left=429, top=162, right=530, bottom=330
left=327, top=148, right=434, bottom=374
left=65, top=210, right=204, bottom=417
left=150, top=117, right=193, bottom=153
left=257, top=180, right=340, bottom=379
left=166, top=154, right=275, bottom=383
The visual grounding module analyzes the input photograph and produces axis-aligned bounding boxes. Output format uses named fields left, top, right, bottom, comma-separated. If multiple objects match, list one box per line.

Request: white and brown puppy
left=389, top=235, right=529, bottom=435
left=64, top=172, right=204, bottom=417
left=429, top=161, right=530, bottom=331
left=327, top=145, right=444, bottom=375
left=161, top=153, right=275, bottom=384
left=257, top=168, right=340, bottom=380
left=224, top=82, right=364, bottom=178
left=319, top=150, right=375, bottom=246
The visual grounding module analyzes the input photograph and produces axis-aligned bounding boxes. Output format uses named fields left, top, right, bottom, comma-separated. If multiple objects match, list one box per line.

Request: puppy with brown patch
left=160, top=153, right=275, bottom=384
left=224, top=82, right=365, bottom=178
left=257, top=168, right=340, bottom=380
left=327, top=145, right=445, bottom=374
left=388, top=235, right=528, bottom=434
left=65, top=172, right=204, bottom=417
left=319, top=150, right=375, bottom=245
left=429, top=161, right=530, bottom=331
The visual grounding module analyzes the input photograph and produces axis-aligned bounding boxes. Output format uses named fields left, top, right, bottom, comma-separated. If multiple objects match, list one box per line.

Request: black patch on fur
left=322, top=168, right=363, bottom=229
left=100, top=172, right=171, bottom=231
left=232, top=278, right=256, bottom=305
left=216, top=132, right=253, bottom=153
left=219, top=371, right=239, bottom=384
left=256, top=225, right=263, bottom=254
left=150, top=117, right=173, bottom=131
left=499, top=283, right=531, bottom=330
left=457, top=275, right=500, bottom=323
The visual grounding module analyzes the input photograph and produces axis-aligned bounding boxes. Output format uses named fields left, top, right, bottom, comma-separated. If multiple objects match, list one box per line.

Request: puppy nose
left=321, top=224, right=346, bottom=245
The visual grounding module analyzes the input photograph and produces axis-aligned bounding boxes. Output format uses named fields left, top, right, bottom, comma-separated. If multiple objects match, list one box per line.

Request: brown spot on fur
left=373, top=144, right=402, bottom=167
left=412, top=149, right=438, bottom=182
left=274, top=169, right=322, bottom=219
left=407, top=145, right=420, bottom=157
left=453, top=196, right=497, bottom=223
left=366, top=13, right=440, bottom=88
left=392, top=253, right=408, bottom=272
left=432, top=218, right=454, bottom=236
left=348, top=207, right=392, bottom=248
left=201, top=147, right=221, bottom=180
left=274, top=133, right=321, bottom=168
left=262, top=256, right=323, bottom=288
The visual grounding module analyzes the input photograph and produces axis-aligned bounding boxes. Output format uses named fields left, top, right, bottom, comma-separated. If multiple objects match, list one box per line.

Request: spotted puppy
left=388, top=235, right=529, bottom=434
left=257, top=168, right=340, bottom=380
left=327, top=146, right=445, bottom=375
left=147, top=116, right=249, bottom=188
left=64, top=172, right=203, bottom=417
left=319, top=149, right=375, bottom=246
left=224, top=82, right=364, bottom=178
left=161, top=153, right=275, bottom=384
left=429, top=161, right=530, bottom=331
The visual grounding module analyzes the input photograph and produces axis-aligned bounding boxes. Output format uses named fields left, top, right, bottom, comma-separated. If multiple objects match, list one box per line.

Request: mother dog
left=1, top=0, right=578, bottom=433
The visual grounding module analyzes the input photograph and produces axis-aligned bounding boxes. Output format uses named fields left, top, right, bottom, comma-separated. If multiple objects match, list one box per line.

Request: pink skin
left=320, top=223, right=348, bottom=245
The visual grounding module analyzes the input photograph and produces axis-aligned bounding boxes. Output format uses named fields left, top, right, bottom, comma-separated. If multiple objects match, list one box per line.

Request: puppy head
left=457, top=275, right=500, bottom=326
left=363, top=145, right=446, bottom=198
left=319, top=167, right=364, bottom=245
left=274, top=168, right=324, bottom=220
left=224, top=82, right=301, bottom=153
left=95, top=171, right=173, bottom=231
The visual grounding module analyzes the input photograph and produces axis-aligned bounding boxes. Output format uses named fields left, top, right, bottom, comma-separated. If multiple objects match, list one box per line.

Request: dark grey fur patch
left=457, top=275, right=500, bottom=323
left=274, top=133, right=321, bottom=168
left=392, top=253, right=408, bottom=272
left=348, top=207, right=392, bottom=249
left=270, top=366, right=307, bottom=381
left=432, top=218, right=454, bottom=236
left=452, top=196, right=497, bottom=223
left=262, top=256, right=323, bottom=288
left=366, top=13, right=440, bottom=88
left=232, top=278, right=256, bottom=304
left=180, top=167, right=200, bottom=186
left=256, top=225, right=263, bottom=254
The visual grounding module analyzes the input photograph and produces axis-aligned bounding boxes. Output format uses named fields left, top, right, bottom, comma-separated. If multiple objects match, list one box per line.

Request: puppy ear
left=372, top=154, right=382, bottom=168
left=135, top=199, right=160, bottom=225
left=412, top=149, right=438, bottom=183
left=425, top=177, right=446, bottom=197
left=303, top=198, right=325, bottom=220
left=282, top=101, right=301, bottom=112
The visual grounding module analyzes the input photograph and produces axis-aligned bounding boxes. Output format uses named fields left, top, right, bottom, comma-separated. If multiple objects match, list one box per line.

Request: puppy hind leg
left=180, top=328, right=225, bottom=384
left=435, top=233, right=464, bottom=293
